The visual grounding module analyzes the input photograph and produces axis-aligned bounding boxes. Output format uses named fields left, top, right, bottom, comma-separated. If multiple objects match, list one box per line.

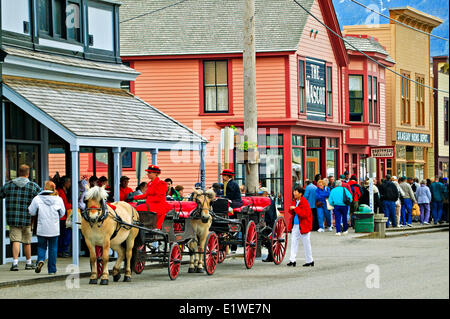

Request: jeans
left=58, top=221, right=72, bottom=254
left=419, top=203, right=430, bottom=224
left=431, top=201, right=443, bottom=224
left=383, top=200, right=397, bottom=227
left=401, top=198, right=413, bottom=225
left=334, top=205, right=348, bottom=233
left=316, top=206, right=332, bottom=229
left=37, top=236, right=58, bottom=274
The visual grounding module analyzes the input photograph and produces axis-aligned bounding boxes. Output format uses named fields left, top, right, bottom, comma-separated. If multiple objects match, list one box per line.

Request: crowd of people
left=0, top=163, right=448, bottom=274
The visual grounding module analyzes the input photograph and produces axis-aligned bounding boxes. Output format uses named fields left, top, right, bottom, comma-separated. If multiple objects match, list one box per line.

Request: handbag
left=316, top=200, right=324, bottom=208
left=411, top=203, right=420, bottom=217
left=326, top=199, right=334, bottom=210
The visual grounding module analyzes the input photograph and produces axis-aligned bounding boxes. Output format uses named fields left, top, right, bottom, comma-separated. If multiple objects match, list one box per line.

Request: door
left=306, top=158, right=319, bottom=181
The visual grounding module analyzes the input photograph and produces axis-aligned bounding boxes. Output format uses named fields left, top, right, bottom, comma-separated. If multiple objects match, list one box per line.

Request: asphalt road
left=0, top=231, right=448, bottom=299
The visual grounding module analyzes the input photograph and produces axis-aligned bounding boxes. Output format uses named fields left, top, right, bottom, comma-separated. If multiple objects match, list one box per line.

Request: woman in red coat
left=133, top=165, right=171, bottom=229
left=287, top=185, right=314, bottom=267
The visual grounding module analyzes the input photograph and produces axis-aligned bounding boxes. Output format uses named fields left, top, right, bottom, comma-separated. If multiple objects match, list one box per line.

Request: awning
left=2, top=75, right=207, bottom=150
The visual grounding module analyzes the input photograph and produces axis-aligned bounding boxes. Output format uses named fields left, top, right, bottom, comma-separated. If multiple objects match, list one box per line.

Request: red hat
left=145, top=165, right=161, bottom=173
left=220, top=169, right=235, bottom=176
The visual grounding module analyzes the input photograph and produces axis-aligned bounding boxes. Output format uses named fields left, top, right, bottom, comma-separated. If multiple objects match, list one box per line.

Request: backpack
left=350, top=183, right=363, bottom=201
left=342, top=188, right=351, bottom=206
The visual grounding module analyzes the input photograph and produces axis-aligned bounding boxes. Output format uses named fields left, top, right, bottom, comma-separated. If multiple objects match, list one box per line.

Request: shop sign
left=306, top=58, right=326, bottom=121
left=396, top=131, right=430, bottom=143
left=370, top=146, right=395, bottom=158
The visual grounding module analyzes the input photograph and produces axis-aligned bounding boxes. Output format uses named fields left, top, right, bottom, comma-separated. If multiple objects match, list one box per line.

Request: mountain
left=332, top=0, right=449, bottom=57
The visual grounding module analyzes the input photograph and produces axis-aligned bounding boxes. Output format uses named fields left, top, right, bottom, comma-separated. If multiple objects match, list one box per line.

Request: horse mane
left=85, top=186, right=109, bottom=202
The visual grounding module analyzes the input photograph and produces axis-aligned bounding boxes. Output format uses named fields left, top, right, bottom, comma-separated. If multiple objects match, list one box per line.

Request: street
left=0, top=231, right=448, bottom=299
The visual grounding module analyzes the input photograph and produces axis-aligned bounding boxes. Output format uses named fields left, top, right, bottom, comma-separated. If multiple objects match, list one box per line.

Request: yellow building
left=433, top=56, right=449, bottom=178
left=343, top=6, right=442, bottom=180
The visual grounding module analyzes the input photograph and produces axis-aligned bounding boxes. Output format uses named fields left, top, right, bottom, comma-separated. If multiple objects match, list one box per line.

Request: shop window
left=299, top=60, right=306, bottom=114
left=442, top=162, right=448, bottom=178
left=414, top=164, right=424, bottom=181
left=235, top=134, right=284, bottom=209
left=352, top=154, right=358, bottom=176
left=306, top=138, right=322, bottom=181
left=326, top=138, right=338, bottom=178
left=373, top=77, right=378, bottom=124
left=203, top=60, right=229, bottom=113
left=5, top=103, right=40, bottom=141
left=349, top=75, right=363, bottom=122
left=406, top=146, right=414, bottom=161
left=444, top=98, right=449, bottom=144
left=415, top=75, right=425, bottom=127
left=401, top=71, right=411, bottom=125
left=396, top=145, right=406, bottom=160
left=414, top=147, right=424, bottom=161
left=6, top=144, right=40, bottom=183
left=397, top=162, right=406, bottom=178
left=386, top=159, right=392, bottom=177
left=292, top=134, right=305, bottom=188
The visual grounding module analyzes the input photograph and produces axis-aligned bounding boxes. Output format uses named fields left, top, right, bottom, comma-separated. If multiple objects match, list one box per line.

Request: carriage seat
left=232, top=196, right=271, bottom=213
left=167, top=201, right=198, bottom=218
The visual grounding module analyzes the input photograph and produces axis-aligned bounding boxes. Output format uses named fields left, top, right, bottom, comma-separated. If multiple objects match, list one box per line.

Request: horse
left=188, top=189, right=216, bottom=273
left=81, top=186, right=140, bottom=285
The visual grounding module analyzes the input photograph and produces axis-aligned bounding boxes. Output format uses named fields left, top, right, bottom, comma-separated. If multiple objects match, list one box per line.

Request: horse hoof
left=100, top=279, right=109, bottom=285
left=196, top=268, right=204, bottom=274
left=113, top=274, right=121, bottom=282
left=123, top=276, right=131, bottom=282
left=188, top=267, right=195, bottom=273
left=89, top=279, right=98, bottom=285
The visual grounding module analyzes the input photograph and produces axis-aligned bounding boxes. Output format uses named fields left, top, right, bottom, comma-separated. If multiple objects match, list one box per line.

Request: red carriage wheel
left=271, top=216, right=288, bottom=265
left=132, top=244, right=146, bottom=274
left=203, top=232, right=219, bottom=275
left=244, top=221, right=257, bottom=269
left=168, top=243, right=182, bottom=280
left=95, top=246, right=103, bottom=279
left=218, top=244, right=227, bottom=264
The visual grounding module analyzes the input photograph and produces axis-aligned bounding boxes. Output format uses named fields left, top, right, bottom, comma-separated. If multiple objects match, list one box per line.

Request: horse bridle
left=193, top=191, right=213, bottom=223
left=81, top=199, right=109, bottom=226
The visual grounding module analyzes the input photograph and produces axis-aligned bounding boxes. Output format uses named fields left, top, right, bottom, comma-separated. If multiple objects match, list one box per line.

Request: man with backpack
left=379, top=174, right=399, bottom=228
left=347, top=175, right=362, bottom=228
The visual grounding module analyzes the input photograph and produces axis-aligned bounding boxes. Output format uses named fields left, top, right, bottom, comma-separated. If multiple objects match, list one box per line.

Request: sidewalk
left=0, top=222, right=447, bottom=288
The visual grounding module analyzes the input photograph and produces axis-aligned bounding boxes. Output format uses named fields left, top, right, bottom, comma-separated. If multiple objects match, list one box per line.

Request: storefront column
left=151, top=149, right=158, bottom=165
left=112, top=147, right=121, bottom=202
left=200, top=143, right=206, bottom=189
left=70, top=144, right=80, bottom=267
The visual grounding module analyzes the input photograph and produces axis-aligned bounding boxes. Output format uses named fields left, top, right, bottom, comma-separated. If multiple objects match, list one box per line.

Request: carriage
left=209, top=196, right=289, bottom=268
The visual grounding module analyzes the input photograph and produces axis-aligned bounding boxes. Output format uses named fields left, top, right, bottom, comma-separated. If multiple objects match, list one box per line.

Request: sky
left=332, top=0, right=449, bottom=57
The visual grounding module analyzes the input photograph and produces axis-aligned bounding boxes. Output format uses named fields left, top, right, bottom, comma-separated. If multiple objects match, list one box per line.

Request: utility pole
left=243, top=0, right=258, bottom=195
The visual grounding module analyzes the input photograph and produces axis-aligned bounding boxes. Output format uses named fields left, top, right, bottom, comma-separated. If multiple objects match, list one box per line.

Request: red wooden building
left=342, top=34, right=395, bottom=181
left=119, top=0, right=350, bottom=213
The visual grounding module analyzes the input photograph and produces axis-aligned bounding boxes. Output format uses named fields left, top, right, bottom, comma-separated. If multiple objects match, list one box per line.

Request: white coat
left=28, top=191, right=66, bottom=237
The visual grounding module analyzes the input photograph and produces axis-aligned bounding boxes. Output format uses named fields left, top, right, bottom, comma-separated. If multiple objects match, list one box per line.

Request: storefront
left=393, top=131, right=431, bottom=180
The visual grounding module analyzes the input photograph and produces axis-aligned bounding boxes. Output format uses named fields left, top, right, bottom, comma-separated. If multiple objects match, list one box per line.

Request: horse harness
left=82, top=201, right=137, bottom=240
left=191, top=192, right=212, bottom=224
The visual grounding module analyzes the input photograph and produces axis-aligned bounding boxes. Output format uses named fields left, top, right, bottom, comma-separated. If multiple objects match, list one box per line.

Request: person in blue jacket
left=304, top=180, right=318, bottom=231
left=315, top=180, right=332, bottom=232
left=328, top=180, right=353, bottom=236
left=430, top=177, right=446, bottom=224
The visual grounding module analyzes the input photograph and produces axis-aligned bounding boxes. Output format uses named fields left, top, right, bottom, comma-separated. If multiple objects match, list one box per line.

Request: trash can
left=354, top=204, right=374, bottom=233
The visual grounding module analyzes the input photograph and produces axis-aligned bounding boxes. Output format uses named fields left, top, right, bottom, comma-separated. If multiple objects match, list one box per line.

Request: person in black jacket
left=379, top=175, right=399, bottom=228
left=221, top=169, right=243, bottom=208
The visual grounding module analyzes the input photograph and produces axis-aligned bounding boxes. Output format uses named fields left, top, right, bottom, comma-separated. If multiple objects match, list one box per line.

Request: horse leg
left=100, top=239, right=110, bottom=285
left=124, top=231, right=138, bottom=282
left=187, top=239, right=197, bottom=273
left=111, top=243, right=124, bottom=282
left=196, top=231, right=208, bottom=273
left=85, top=238, right=98, bottom=284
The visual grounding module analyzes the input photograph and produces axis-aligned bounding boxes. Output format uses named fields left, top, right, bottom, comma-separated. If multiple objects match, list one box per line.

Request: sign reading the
left=396, top=131, right=430, bottom=144
left=370, top=146, right=395, bottom=158
left=306, top=58, right=326, bottom=121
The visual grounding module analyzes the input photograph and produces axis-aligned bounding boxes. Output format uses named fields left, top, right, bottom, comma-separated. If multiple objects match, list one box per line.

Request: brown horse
left=188, top=189, right=215, bottom=273
left=81, top=186, right=140, bottom=285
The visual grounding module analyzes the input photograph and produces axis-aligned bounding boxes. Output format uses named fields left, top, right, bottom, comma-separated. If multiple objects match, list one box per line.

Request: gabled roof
left=344, top=35, right=395, bottom=64
left=119, top=0, right=315, bottom=56
left=2, top=76, right=207, bottom=146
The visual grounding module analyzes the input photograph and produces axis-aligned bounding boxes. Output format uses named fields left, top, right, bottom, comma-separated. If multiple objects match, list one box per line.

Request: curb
left=354, top=225, right=449, bottom=239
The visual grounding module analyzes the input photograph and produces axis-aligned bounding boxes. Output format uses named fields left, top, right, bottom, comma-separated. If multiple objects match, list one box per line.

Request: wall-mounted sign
left=396, top=131, right=430, bottom=144
left=306, top=57, right=326, bottom=122
left=370, top=146, right=395, bottom=158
